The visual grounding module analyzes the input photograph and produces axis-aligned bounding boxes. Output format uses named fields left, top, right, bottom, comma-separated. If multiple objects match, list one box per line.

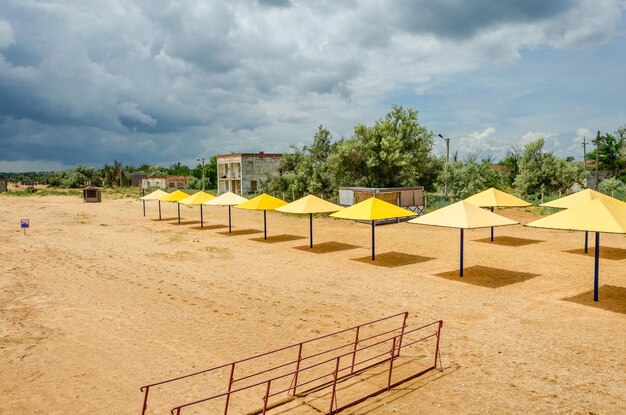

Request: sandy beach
left=1, top=194, right=625, bottom=414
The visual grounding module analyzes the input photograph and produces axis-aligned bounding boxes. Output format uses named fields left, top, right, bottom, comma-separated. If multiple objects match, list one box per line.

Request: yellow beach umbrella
left=276, top=195, right=343, bottom=248
left=140, top=189, right=169, bottom=220
left=235, top=193, right=288, bottom=239
left=409, top=201, right=518, bottom=276
left=540, top=189, right=623, bottom=252
left=204, top=191, right=248, bottom=233
left=330, top=197, right=415, bottom=260
left=464, top=188, right=530, bottom=241
left=179, top=191, right=215, bottom=228
left=526, top=198, right=626, bottom=301
left=157, top=190, right=189, bottom=223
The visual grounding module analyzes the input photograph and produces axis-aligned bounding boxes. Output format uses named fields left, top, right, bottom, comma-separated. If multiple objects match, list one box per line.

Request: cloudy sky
left=1, top=0, right=625, bottom=172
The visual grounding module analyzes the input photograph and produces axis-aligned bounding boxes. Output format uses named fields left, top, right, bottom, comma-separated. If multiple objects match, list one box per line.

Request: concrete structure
left=217, top=152, right=282, bottom=195
left=83, top=186, right=102, bottom=203
left=0, top=179, right=7, bottom=192
left=339, top=186, right=425, bottom=215
left=131, top=173, right=147, bottom=187
left=141, top=176, right=187, bottom=189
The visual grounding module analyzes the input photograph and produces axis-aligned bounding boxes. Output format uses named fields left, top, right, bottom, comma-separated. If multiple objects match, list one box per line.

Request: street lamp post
left=196, top=158, right=205, bottom=191
left=438, top=134, right=451, bottom=195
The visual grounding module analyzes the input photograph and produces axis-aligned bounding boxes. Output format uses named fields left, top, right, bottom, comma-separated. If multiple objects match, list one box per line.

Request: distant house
left=217, top=152, right=282, bottom=195
left=141, top=176, right=187, bottom=189
left=131, top=173, right=147, bottom=187
left=0, top=179, right=7, bottom=192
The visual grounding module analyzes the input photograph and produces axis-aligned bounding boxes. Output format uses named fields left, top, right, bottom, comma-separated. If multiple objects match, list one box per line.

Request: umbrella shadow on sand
left=250, top=234, right=307, bottom=243
left=171, top=220, right=198, bottom=226
left=564, top=285, right=626, bottom=314
left=472, top=236, right=545, bottom=247
left=435, top=265, right=540, bottom=288
left=563, top=247, right=626, bottom=261
left=217, top=229, right=263, bottom=236
left=351, top=251, right=435, bottom=268
left=191, top=224, right=228, bottom=231
left=293, top=241, right=360, bottom=254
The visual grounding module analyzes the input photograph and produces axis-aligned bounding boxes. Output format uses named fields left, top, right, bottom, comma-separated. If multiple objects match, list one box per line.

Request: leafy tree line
left=1, top=157, right=218, bottom=190
left=263, top=106, right=623, bottom=202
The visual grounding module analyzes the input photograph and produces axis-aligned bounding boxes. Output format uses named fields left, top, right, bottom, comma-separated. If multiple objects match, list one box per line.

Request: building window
left=250, top=180, right=257, bottom=192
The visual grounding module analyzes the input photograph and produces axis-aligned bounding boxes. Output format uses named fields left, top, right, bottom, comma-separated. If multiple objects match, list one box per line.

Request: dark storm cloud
left=0, top=0, right=621, bottom=170
left=391, top=0, right=575, bottom=38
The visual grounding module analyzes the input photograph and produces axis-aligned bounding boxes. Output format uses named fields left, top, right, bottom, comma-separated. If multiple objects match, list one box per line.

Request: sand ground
left=0, top=194, right=625, bottom=414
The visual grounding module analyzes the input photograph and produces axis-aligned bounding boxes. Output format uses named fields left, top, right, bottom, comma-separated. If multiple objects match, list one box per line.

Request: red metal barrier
left=140, top=312, right=443, bottom=415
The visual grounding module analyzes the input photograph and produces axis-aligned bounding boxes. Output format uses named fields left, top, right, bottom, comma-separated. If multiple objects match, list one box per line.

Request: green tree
left=587, top=133, right=626, bottom=177
left=598, top=177, right=625, bottom=196
left=328, top=105, right=435, bottom=189
left=514, top=139, right=584, bottom=198
left=499, top=146, right=522, bottom=186
left=436, top=155, right=503, bottom=200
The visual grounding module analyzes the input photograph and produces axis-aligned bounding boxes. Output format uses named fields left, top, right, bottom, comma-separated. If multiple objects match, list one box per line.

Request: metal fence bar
left=350, top=326, right=360, bottom=374
left=328, top=357, right=341, bottom=415
left=223, top=363, right=235, bottom=415
left=396, top=312, right=408, bottom=357
left=387, top=337, right=397, bottom=389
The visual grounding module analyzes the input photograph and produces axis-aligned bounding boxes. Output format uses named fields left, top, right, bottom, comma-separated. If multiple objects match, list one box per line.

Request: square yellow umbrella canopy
left=276, top=195, right=343, bottom=248
left=178, top=191, right=215, bottom=228
left=329, top=197, right=415, bottom=260
left=409, top=201, right=518, bottom=276
left=157, top=190, right=189, bottom=223
left=540, top=189, right=624, bottom=253
left=464, top=188, right=530, bottom=241
left=204, top=191, right=249, bottom=233
left=526, top=198, right=626, bottom=302
left=235, top=193, right=288, bottom=239
left=140, top=189, right=169, bottom=220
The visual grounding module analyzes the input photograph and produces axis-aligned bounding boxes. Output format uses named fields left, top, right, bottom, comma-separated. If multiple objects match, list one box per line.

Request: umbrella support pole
left=584, top=231, right=588, bottom=253
left=264, top=210, right=267, bottom=240
left=177, top=203, right=180, bottom=224
left=594, top=232, right=600, bottom=302
left=371, top=220, right=375, bottom=261
left=200, top=205, right=203, bottom=228
left=460, top=229, right=464, bottom=277
left=228, top=206, right=232, bottom=233
left=309, top=213, right=313, bottom=249
left=143, top=200, right=146, bottom=217
left=490, top=207, right=494, bottom=241
left=158, top=201, right=161, bottom=220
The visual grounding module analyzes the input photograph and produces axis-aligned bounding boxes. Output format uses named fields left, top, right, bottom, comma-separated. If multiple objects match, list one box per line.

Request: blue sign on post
left=21, top=219, right=29, bottom=235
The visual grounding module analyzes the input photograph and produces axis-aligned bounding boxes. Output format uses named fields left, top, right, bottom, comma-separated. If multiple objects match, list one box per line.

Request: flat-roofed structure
left=217, top=152, right=282, bottom=195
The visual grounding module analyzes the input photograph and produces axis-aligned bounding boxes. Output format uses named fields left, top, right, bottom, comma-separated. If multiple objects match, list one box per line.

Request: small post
left=263, top=210, right=267, bottom=240
left=177, top=203, right=181, bottom=224
left=158, top=200, right=162, bottom=220
left=387, top=337, right=397, bottom=389
left=490, top=207, right=494, bottom=242
left=350, top=326, right=360, bottom=374
left=584, top=231, right=588, bottom=253
left=371, top=220, right=375, bottom=261
left=142, top=188, right=146, bottom=217
left=140, top=386, right=150, bottom=415
left=594, top=232, right=600, bottom=302
left=460, top=228, right=464, bottom=277
left=228, top=205, right=232, bottom=233
left=200, top=205, right=204, bottom=228
left=309, top=213, right=313, bottom=249
left=328, top=357, right=341, bottom=415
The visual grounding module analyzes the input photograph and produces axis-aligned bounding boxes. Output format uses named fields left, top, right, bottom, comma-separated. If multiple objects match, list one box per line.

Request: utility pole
left=197, top=158, right=205, bottom=191
left=595, top=131, right=600, bottom=190
left=438, top=134, right=451, bottom=195
left=582, top=136, right=587, bottom=167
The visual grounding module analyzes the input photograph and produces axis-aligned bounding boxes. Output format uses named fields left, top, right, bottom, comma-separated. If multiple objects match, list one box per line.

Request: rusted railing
left=140, top=312, right=443, bottom=415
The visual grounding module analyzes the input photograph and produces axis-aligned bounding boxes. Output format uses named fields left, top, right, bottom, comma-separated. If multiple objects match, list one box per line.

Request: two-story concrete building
left=217, top=152, right=282, bottom=195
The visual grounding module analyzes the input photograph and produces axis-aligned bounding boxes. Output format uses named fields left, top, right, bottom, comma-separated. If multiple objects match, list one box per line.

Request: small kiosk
left=83, top=186, right=102, bottom=203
